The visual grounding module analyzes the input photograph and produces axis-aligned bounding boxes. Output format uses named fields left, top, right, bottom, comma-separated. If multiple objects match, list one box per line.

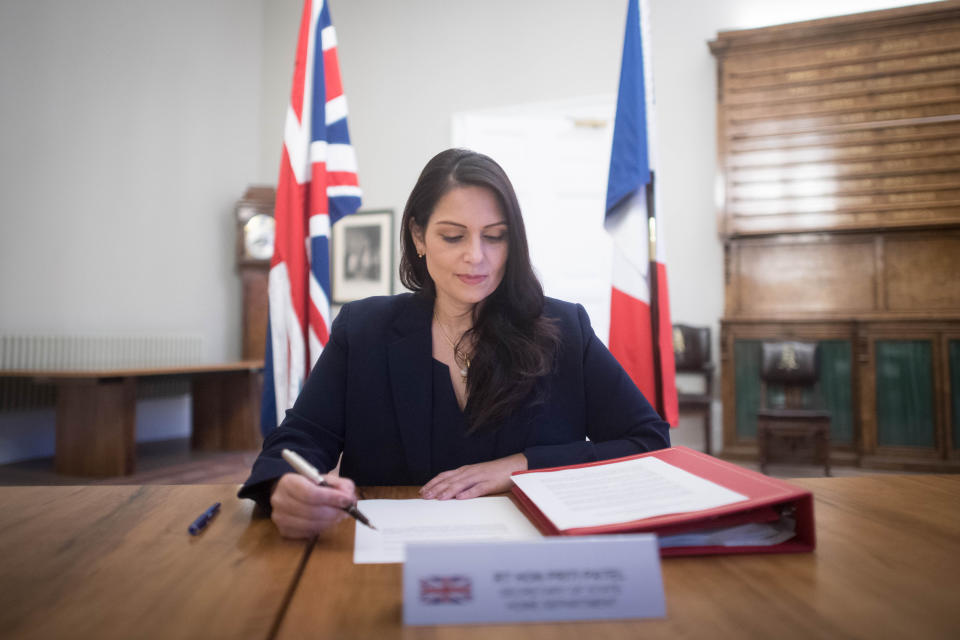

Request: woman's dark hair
left=399, top=148, right=561, bottom=433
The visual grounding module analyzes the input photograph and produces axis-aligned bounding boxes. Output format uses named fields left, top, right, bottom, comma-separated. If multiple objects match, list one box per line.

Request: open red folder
left=510, top=446, right=815, bottom=557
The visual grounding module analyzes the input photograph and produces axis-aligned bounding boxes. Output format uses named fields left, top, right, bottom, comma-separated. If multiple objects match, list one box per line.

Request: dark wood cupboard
left=711, top=2, right=960, bottom=471
left=234, top=186, right=274, bottom=361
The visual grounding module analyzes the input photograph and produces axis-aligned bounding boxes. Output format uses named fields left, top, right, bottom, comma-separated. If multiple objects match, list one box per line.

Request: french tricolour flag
left=262, top=0, right=361, bottom=434
left=605, top=0, right=678, bottom=426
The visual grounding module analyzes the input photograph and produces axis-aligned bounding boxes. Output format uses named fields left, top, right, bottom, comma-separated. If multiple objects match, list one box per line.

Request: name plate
left=403, top=535, right=665, bottom=625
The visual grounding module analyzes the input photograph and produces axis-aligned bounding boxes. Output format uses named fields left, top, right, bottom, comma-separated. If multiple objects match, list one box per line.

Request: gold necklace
left=434, top=314, right=471, bottom=382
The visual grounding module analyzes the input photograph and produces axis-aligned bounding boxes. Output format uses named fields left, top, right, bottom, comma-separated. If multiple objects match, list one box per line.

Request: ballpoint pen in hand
left=281, top=448, right=376, bottom=530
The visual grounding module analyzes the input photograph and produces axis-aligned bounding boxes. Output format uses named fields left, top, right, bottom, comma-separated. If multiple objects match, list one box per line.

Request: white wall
left=0, top=0, right=262, bottom=361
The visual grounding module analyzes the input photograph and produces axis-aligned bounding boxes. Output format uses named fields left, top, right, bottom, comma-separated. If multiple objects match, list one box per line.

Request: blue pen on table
left=188, top=502, right=221, bottom=535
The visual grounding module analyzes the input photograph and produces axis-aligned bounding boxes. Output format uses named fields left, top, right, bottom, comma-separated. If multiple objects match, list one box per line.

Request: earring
left=417, top=250, right=425, bottom=258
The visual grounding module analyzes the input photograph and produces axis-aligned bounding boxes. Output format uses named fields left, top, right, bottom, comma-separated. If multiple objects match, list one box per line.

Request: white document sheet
left=510, top=457, right=748, bottom=531
left=353, top=497, right=542, bottom=564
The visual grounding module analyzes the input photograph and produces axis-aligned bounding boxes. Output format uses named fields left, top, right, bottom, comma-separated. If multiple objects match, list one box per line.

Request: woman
left=239, top=148, right=670, bottom=539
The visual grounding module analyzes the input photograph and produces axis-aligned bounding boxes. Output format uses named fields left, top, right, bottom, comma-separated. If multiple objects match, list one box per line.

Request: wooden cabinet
left=710, top=2, right=960, bottom=238
left=722, top=319, right=960, bottom=471
left=712, top=3, right=960, bottom=471
left=858, top=321, right=960, bottom=467
left=721, top=320, right=859, bottom=465
left=234, top=186, right=274, bottom=361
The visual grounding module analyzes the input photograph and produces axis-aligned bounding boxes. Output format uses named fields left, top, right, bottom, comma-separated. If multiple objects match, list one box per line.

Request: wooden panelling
left=884, top=233, right=960, bottom=311
left=730, top=154, right=960, bottom=183
left=720, top=26, right=960, bottom=76
left=728, top=136, right=960, bottom=169
left=728, top=230, right=960, bottom=318
left=726, top=50, right=960, bottom=95
left=728, top=189, right=960, bottom=218
left=732, top=237, right=876, bottom=316
left=729, top=171, right=960, bottom=201
left=729, top=89, right=960, bottom=125
left=725, top=207, right=960, bottom=236
left=727, top=105, right=960, bottom=140
left=726, top=68, right=960, bottom=106
left=713, top=2, right=960, bottom=237
left=728, top=120, right=960, bottom=153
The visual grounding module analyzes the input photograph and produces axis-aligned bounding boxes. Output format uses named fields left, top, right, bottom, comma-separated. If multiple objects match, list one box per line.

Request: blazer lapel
left=387, top=296, right=433, bottom=483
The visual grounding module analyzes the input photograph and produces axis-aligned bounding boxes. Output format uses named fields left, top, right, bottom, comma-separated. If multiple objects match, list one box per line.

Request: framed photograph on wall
left=331, top=209, right=394, bottom=304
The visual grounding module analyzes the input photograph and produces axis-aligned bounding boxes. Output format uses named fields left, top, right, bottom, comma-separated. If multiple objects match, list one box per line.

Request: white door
left=452, top=97, right=615, bottom=343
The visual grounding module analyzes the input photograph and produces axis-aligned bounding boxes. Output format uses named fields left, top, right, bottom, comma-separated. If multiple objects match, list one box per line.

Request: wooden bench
left=0, top=361, right=264, bottom=477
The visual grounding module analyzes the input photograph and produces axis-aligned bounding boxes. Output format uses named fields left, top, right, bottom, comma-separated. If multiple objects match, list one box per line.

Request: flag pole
left=645, top=171, right=665, bottom=418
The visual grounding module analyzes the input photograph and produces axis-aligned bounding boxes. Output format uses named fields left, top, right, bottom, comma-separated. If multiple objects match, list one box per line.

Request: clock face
left=244, top=214, right=275, bottom=261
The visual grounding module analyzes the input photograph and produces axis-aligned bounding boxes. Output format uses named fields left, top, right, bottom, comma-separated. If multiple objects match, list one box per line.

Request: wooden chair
left=756, top=341, right=831, bottom=476
left=673, top=325, right=714, bottom=455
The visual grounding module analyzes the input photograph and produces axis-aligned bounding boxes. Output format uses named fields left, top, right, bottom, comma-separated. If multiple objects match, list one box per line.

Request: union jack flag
left=419, top=576, right=473, bottom=605
left=262, top=0, right=361, bottom=433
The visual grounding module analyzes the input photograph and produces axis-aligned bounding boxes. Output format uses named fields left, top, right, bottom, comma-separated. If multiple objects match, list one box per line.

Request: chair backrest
left=760, top=341, right=819, bottom=409
left=673, top=325, right=711, bottom=372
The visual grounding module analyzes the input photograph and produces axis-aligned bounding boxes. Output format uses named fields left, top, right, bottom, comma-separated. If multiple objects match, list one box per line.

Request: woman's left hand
left=420, top=453, right=528, bottom=500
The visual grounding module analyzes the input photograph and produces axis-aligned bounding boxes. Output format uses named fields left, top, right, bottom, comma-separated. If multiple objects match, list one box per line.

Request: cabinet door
left=874, top=340, right=935, bottom=448
left=948, top=338, right=960, bottom=456
left=860, top=330, right=947, bottom=462
left=732, top=338, right=853, bottom=444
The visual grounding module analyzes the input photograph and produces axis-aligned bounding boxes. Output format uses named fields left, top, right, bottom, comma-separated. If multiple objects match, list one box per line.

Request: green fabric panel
left=876, top=341, right=935, bottom=447
left=951, top=341, right=960, bottom=451
left=734, top=340, right=761, bottom=439
left=818, top=340, right=853, bottom=444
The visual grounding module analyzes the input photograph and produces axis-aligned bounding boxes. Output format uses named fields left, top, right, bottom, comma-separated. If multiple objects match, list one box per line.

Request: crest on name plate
left=419, top=575, right=473, bottom=605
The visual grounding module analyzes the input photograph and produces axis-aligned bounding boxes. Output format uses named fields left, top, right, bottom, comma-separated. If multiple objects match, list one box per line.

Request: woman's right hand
left=269, top=472, right=358, bottom=539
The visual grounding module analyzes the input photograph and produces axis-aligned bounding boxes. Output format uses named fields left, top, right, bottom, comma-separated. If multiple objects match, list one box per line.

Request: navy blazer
left=238, top=294, right=669, bottom=508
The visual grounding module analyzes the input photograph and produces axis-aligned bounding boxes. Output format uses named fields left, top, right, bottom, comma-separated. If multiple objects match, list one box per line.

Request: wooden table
left=0, top=361, right=263, bottom=476
left=2, top=476, right=958, bottom=639
left=277, top=476, right=960, bottom=639
left=0, top=484, right=306, bottom=640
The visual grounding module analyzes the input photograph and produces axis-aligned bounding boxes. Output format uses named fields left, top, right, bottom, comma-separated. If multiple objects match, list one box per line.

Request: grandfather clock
left=235, top=186, right=275, bottom=361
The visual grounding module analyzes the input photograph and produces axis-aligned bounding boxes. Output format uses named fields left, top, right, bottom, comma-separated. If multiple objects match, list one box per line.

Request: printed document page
left=511, top=457, right=748, bottom=531
left=353, top=497, right=542, bottom=564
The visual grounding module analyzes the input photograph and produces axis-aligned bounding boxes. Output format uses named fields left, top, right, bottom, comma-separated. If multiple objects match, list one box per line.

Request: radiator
left=0, top=335, right=204, bottom=411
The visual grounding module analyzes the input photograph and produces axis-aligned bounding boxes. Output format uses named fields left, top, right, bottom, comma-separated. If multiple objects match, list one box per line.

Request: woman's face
left=413, top=185, right=509, bottom=313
